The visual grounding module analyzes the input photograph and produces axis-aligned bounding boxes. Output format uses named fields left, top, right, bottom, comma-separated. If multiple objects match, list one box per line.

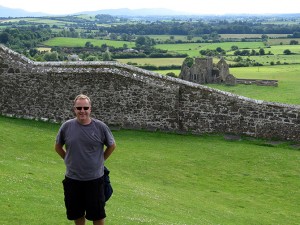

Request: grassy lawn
left=0, top=116, right=300, bottom=225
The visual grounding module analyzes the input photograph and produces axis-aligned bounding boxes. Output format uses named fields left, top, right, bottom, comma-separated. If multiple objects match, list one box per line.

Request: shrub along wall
left=1, top=44, right=300, bottom=141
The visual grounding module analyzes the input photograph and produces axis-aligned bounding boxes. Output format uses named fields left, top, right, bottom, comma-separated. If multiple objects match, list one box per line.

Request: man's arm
left=104, top=143, right=116, bottom=160
left=55, top=143, right=66, bottom=159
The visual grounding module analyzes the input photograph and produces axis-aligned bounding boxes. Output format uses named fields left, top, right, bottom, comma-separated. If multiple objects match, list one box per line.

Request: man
left=55, top=94, right=116, bottom=225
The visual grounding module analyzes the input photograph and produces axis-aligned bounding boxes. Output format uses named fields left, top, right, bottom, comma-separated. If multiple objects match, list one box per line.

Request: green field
left=0, top=116, right=299, bottom=225
left=157, top=64, right=300, bottom=105
left=209, top=64, right=300, bottom=105
left=226, top=45, right=300, bottom=56
left=40, top=37, right=300, bottom=67
left=117, top=57, right=185, bottom=66
left=267, top=38, right=300, bottom=45
left=147, top=35, right=202, bottom=42
left=220, top=34, right=289, bottom=39
left=225, top=54, right=300, bottom=66
left=43, top=37, right=135, bottom=48
left=155, top=42, right=265, bottom=56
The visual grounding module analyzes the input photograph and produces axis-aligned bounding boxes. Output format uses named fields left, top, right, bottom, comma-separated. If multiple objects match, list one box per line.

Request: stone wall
left=236, top=78, right=278, bottom=87
left=1, top=44, right=300, bottom=141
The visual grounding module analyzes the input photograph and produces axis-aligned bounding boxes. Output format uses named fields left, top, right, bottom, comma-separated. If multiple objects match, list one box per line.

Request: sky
left=0, top=0, right=299, bottom=15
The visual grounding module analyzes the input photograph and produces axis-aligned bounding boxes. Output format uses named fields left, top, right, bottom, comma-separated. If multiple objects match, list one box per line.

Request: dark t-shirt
left=56, top=118, right=115, bottom=181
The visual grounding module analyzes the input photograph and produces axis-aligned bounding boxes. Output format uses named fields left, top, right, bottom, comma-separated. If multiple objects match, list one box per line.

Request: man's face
left=74, top=98, right=91, bottom=123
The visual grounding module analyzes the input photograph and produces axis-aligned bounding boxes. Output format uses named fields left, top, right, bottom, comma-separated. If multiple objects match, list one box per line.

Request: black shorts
left=62, top=176, right=106, bottom=221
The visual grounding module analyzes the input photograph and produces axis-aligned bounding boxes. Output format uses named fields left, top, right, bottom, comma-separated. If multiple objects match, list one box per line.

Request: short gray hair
left=74, top=94, right=91, bottom=105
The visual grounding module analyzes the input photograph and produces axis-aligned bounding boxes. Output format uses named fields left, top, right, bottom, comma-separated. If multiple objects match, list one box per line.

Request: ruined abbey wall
left=1, top=45, right=300, bottom=141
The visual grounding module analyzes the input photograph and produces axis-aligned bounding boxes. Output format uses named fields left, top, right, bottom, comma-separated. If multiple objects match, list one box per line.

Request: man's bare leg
left=75, top=216, right=85, bottom=225
left=93, top=218, right=105, bottom=225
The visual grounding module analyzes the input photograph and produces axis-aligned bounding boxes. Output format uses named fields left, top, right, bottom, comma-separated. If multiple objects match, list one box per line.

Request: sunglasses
left=75, top=107, right=90, bottom=110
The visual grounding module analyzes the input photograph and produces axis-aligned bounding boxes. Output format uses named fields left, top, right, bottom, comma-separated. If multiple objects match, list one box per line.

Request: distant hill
left=78, top=8, right=188, bottom=16
left=1, top=5, right=299, bottom=18
left=0, top=6, right=49, bottom=17
left=0, top=5, right=187, bottom=18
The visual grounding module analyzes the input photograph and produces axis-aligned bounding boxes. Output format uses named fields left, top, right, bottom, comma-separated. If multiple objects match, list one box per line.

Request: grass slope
left=0, top=116, right=299, bottom=224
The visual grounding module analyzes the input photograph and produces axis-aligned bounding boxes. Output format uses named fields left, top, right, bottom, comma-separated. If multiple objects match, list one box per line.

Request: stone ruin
left=179, top=57, right=237, bottom=86
left=179, top=57, right=278, bottom=87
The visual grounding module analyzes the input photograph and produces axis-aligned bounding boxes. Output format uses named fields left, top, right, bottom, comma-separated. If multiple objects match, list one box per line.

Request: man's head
left=73, top=94, right=92, bottom=124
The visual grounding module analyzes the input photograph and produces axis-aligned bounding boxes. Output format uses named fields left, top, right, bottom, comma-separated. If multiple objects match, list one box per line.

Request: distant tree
left=259, top=48, right=265, bottom=55
left=29, top=48, right=38, bottom=57
left=0, top=32, right=10, bottom=44
left=85, top=41, right=93, bottom=48
left=231, top=45, right=239, bottom=51
left=109, top=33, right=118, bottom=40
left=120, top=33, right=128, bottom=41
left=187, top=35, right=193, bottom=41
left=290, top=40, right=298, bottom=45
left=135, top=36, right=155, bottom=48
left=261, top=34, right=268, bottom=41
left=183, top=57, right=194, bottom=67
left=291, top=32, right=300, bottom=38
left=283, top=49, right=292, bottom=55
left=251, top=49, right=256, bottom=55
left=43, top=51, right=59, bottom=61
left=85, top=55, right=98, bottom=61
left=216, top=47, right=224, bottom=52
left=95, top=14, right=116, bottom=23
left=102, top=49, right=112, bottom=61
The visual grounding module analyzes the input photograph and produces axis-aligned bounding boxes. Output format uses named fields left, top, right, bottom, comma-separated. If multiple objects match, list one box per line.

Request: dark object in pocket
left=104, top=166, right=113, bottom=202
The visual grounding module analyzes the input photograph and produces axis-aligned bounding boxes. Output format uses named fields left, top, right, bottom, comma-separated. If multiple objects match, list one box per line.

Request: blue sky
left=0, top=0, right=299, bottom=15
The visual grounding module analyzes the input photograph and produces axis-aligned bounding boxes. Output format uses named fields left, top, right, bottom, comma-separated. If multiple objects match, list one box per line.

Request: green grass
left=156, top=64, right=300, bottom=105
left=43, top=37, right=135, bottom=48
left=117, top=57, right=185, bottom=66
left=146, top=35, right=202, bottom=42
left=268, top=38, right=300, bottom=45
left=0, top=116, right=300, bottom=224
left=208, top=64, right=300, bottom=105
left=155, top=42, right=265, bottom=57
left=225, top=54, right=300, bottom=66
left=220, top=34, right=289, bottom=39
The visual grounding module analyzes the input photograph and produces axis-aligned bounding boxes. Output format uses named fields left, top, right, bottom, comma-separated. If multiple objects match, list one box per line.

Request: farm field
left=220, top=34, right=289, bottom=39
left=40, top=37, right=300, bottom=67
left=43, top=37, right=135, bottom=48
left=155, top=42, right=265, bottom=57
left=226, top=44, right=300, bottom=56
left=225, top=54, right=300, bottom=66
left=0, top=18, right=75, bottom=26
left=117, top=57, right=185, bottom=66
left=147, top=35, right=202, bottom=42
left=0, top=116, right=299, bottom=225
left=267, top=38, right=300, bottom=45
left=38, top=36, right=300, bottom=105
left=157, top=64, right=300, bottom=105
left=209, top=64, right=300, bottom=105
